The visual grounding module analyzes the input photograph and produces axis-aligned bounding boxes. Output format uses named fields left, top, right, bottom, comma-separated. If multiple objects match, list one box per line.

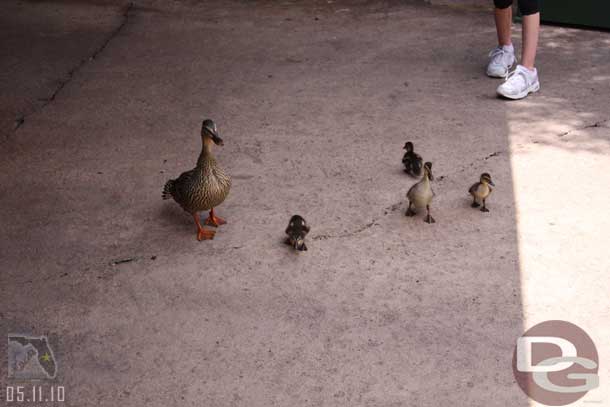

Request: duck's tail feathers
left=162, top=179, right=175, bottom=200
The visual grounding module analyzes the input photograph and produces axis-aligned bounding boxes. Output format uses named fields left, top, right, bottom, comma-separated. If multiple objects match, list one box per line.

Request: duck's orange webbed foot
left=197, top=228, right=216, bottom=241
left=192, top=212, right=216, bottom=241
left=204, top=208, right=227, bottom=227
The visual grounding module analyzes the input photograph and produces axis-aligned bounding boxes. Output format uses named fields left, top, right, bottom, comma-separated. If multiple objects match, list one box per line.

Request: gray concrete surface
left=427, top=0, right=491, bottom=10
left=1, top=1, right=609, bottom=406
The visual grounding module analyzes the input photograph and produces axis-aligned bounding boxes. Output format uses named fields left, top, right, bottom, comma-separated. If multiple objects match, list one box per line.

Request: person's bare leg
left=494, top=7, right=513, bottom=47
left=521, top=12, right=540, bottom=69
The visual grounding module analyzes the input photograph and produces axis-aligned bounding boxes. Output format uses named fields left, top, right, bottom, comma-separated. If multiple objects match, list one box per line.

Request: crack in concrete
left=12, top=2, right=134, bottom=133
left=558, top=118, right=610, bottom=138
left=311, top=201, right=407, bottom=241
left=110, top=257, right=139, bottom=266
left=436, top=150, right=503, bottom=182
left=312, top=220, right=379, bottom=241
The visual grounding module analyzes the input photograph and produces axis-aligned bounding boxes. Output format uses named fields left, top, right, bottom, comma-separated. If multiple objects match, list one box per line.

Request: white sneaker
left=486, top=45, right=515, bottom=78
left=496, top=65, right=540, bottom=100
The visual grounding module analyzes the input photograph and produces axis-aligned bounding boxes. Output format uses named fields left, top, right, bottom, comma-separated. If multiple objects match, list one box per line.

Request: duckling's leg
left=471, top=197, right=480, bottom=208
left=204, top=208, right=227, bottom=227
left=405, top=202, right=416, bottom=217
left=424, top=205, right=436, bottom=224
left=193, top=213, right=216, bottom=240
left=480, top=199, right=490, bottom=213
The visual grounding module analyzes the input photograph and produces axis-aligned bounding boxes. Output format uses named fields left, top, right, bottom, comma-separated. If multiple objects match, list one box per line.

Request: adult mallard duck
left=163, top=119, right=232, bottom=240
left=406, top=161, right=435, bottom=223
left=402, top=141, right=423, bottom=177
left=469, top=173, right=495, bottom=212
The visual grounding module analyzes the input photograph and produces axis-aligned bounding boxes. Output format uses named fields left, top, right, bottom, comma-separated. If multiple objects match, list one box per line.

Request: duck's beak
left=489, top=180, right=495, bottom=187
left=210, top=130, right=224, bottom=146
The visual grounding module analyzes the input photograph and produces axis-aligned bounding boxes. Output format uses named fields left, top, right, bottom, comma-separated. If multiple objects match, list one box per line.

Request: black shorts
left=494, top=0, right=539, bottom=16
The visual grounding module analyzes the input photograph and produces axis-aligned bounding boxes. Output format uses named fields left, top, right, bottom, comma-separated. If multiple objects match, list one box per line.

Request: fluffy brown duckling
left=402, top=141, right=423, bottom=177
left=285, top=215, right=310, bottom=251
left=468, top=173, right=495, bottom=212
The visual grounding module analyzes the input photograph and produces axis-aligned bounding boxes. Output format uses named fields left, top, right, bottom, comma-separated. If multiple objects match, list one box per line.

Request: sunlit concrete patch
left=508, top=61, right=610, bottom=406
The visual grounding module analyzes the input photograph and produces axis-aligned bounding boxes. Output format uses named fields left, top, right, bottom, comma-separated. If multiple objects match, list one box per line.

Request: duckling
left=402, top=141, right=423, bottom=177
left=468, top=173, right=495, bottom=212
left=285, top=215, right=310, bottom=251
left=406, top=161, right=435, bottom=223
left=162, top=119, right=232, bottom=240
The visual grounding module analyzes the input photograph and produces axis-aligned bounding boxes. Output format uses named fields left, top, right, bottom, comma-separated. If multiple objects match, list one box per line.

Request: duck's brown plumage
left=163, top=141, right=231, bottom=214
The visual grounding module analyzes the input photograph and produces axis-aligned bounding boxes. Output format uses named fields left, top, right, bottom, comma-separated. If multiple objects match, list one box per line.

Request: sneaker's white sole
left=497, top=81, right=540, bottom=100
left=486, top=68, right=509, bottom=78
left=486, top=61, right=514, bottom=78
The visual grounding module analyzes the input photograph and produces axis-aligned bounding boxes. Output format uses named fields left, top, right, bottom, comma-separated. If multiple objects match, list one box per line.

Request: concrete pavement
left=1, top=1, right=609, bottom=406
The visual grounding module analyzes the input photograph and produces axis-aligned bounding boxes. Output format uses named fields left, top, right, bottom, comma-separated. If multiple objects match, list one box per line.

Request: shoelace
left=503, top=68, right=529, bottom=86
left=488, top=47, right=510, bottom=63
left=489, top=47, right=509, bottom=70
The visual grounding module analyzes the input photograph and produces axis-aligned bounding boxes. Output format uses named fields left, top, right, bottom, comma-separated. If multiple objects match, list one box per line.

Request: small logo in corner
left=513, top=320, right=599, bottom=406
left=8, top=334, right=57, bottom=380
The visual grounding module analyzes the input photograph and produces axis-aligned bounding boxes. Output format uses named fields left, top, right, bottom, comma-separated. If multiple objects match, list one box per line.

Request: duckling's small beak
left=293, top=238, right=303, bottom=250
left=489, top=180, right=495, bottom=187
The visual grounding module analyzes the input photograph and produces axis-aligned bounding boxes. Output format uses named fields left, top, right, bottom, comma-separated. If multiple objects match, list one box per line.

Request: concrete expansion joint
left=12, top=2, right=135, bottom=133
left=558, top=118, right=610, bottom=138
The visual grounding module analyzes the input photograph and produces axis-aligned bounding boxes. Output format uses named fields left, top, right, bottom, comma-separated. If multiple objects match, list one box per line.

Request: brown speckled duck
left=163, top=119, right=232, bottom=240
